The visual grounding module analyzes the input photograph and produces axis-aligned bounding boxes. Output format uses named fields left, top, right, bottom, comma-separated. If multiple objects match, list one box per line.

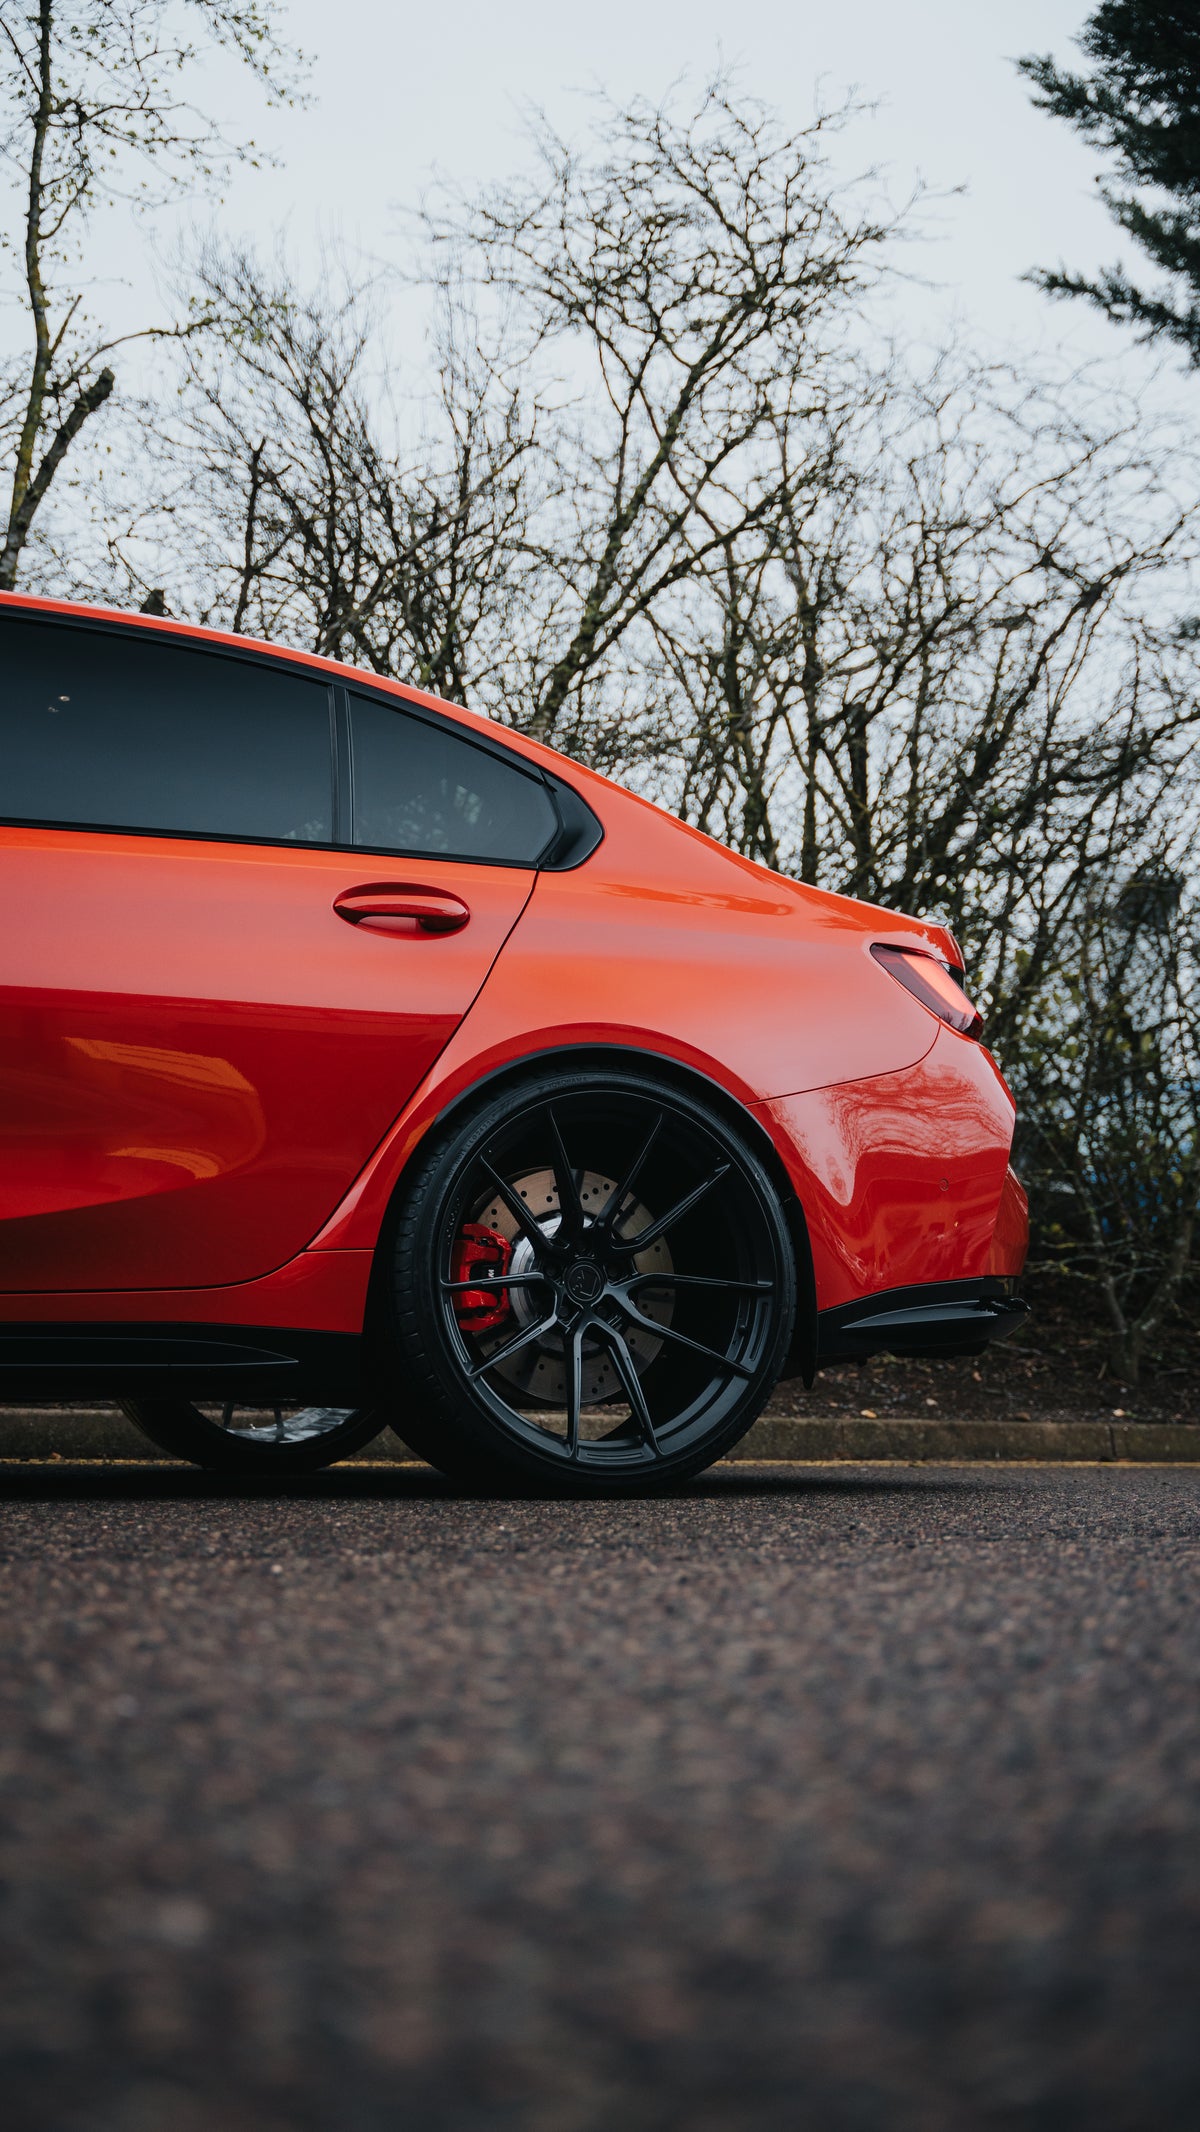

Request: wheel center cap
left=564, top=1259, right=605, bottom=1305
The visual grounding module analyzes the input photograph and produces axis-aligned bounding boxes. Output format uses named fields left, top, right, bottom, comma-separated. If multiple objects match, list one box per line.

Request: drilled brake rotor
left=469, top=1167, right=674, bottom=1407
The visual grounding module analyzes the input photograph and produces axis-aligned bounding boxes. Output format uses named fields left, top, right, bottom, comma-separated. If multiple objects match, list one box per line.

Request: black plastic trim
left=537, top=775, right=605, bottom=869
left=331, top=685, right=353, bottom=844
left=0, top=1326, right=364, bottom=1403
left=817, top=1278, right=1027, bottom=1364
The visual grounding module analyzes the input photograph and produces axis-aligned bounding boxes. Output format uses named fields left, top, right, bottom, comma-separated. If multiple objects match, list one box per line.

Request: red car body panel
left=757, top=1031, right=1021, bottom=1309
left=0, top=824, right=531, bottom=1291
left=0, top=592, right=1028, bottom=1367
left=0, top=1247, right=374, bottom=1332
left=988, top=1165, right=1030, bottom=1277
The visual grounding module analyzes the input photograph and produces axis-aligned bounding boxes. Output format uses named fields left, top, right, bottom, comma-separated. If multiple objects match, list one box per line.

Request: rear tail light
left=870, top=944, right=983, bottom=1039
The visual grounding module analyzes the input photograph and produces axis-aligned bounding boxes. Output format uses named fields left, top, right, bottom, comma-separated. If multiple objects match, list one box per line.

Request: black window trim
left=338, top=679, right=603, bottom=871
left=0, top=604, right=603, bottom=871
left=336, top=679, right=559, bottom=869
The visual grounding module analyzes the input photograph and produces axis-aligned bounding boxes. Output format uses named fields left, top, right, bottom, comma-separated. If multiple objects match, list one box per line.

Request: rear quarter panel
left=310, top=787, right=954, bottom=1252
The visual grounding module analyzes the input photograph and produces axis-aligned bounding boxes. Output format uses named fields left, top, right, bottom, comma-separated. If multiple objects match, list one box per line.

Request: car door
left=0, top=611, right=557, bottom=1292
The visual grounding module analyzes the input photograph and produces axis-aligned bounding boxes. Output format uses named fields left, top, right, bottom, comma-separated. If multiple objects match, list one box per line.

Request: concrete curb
left=0, top=1406, right=1197, bottom=1464
left=740, top=1415, right=1200, bottom=1463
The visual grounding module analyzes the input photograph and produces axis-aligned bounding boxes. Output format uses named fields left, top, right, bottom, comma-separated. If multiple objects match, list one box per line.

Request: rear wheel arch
left=363, top=1042, right=817, bottom=1392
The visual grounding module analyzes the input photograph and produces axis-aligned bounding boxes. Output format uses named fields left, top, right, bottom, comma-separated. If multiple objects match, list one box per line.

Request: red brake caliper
left=451, top=1223, right=514, bottom=1333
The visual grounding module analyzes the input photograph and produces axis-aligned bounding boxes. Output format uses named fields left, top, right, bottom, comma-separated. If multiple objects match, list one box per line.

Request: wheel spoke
left=611, top=1161, right=730, bottom=1253
left=439, top=1271, right=550, bottom=1294
left=612, top=1292, right=755, bottom=1379
left=596, top=1110, right=664, bottom=1234
left=434, top=1091, right=782, bottom=1476
left=479, top=1159, right=550, bottom=1250
left=467, top=1308, right=560, bottom=1381
left=546, top=1105, right=585, bottom=1242
left=564, top=1321, right=584, bottom=1459
left=596, top=1322, right=660, bottom=1455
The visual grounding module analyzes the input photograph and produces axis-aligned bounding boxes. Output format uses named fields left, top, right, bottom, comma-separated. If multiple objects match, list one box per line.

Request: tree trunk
left=1108, top=1326, right=1142, bottom=1388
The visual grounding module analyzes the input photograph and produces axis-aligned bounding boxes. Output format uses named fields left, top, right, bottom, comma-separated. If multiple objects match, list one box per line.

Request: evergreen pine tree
left=1019, top=4, right=1200, bottom=362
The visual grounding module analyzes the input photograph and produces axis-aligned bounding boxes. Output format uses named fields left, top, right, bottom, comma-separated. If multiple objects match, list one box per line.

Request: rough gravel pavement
left=0, top=1460, right=1198, bottom=2132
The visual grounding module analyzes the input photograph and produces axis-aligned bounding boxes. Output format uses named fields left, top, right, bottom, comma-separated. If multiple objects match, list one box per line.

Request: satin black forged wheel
left=118, top=1399, right=383, bottom=1475
left=387, top=1071, right=796, bottom=1494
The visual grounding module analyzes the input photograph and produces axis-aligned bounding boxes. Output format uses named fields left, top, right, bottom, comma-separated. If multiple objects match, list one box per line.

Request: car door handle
left=332, top=884, right=471, bottom=935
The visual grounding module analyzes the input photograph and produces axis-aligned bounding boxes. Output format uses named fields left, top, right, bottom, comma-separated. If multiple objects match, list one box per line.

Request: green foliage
left=1019, top=3, right=1200, bottom=361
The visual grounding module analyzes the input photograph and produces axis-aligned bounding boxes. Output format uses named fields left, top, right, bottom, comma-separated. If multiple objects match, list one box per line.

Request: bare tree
left=1020, top=840, right=1200, bottom=1385
left=104, top=242, right=550, bottom=703
left=43, top=68, right=1200, bottom=1362
left=427, top=81, right=908, bottom=745
left=0, top=0, right=301, bottom=590
left=102, top=82, right=909, bottom=736
left=644, top=362, right=1199, bottom=1037
left=637, top=350, right=1200, bottom=1372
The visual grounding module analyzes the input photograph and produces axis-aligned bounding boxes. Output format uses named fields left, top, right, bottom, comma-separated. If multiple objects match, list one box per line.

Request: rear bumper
left=756, top=1030, right=1028, bottom=1319
left=817, top=1277, right=1028, bottom=1365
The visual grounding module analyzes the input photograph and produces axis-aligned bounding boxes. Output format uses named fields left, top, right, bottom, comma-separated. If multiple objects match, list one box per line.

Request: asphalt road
left=0, top=1462, right=1197, bottom=2132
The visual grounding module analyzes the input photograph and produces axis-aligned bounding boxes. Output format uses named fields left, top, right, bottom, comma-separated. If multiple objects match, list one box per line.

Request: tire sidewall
left=387, top=1068, right=797, bottom=1493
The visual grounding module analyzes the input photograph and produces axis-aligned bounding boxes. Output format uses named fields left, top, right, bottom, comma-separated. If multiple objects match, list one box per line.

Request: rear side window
left=349, top=690, right=557, bottom=864
left=0, top=616, right=333, bottom=845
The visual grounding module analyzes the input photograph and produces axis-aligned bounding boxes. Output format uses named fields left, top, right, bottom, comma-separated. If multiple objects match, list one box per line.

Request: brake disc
left=467, top=1167, right=673, bottom=1407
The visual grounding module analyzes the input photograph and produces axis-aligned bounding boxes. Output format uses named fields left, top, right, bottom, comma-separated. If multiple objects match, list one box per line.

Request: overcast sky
left=185, top=0, right=1168, bottom=377
left=3, top=0, right=1189, bottom=409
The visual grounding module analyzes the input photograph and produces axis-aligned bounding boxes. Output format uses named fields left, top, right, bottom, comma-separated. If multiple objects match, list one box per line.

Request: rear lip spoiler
left=818, top=1278, right=1028, bottom=1365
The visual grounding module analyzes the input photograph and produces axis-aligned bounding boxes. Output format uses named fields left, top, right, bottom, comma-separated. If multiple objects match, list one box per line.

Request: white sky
left=189, top=0, right=1177, bottom=382
left=2, top=0, right=1191, bottom=421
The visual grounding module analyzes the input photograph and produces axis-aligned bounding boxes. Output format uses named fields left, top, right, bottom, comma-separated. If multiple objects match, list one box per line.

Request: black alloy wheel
left=386, top=1069, right=796, bottom=1493
left=118, top=1399, right=383, bottom=1474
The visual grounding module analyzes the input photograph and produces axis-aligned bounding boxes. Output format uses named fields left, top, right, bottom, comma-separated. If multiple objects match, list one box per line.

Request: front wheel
left=119, top=1399, right=383, bottom=1474
left=386, top=1070, right=796, bottom=1494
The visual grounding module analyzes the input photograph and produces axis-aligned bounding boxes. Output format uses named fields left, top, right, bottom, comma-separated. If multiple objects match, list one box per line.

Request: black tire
left=118, top=1399, right=383, bottom=1475
left=385, top=1068, right=797, bottom=1495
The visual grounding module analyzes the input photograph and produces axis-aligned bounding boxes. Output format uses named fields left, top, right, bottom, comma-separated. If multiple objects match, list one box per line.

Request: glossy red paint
left=987, top=1165, right=1030, bottom=1278
left=302, top=855, right=951, bottom=1256
left=0, top=592, right=1028, bottom=1340
left=0, top=1246, right=373, bottom=1329
left=0, top=825, right=532, bottom=1290
left=757, top=1030, right=1023, bottom=1310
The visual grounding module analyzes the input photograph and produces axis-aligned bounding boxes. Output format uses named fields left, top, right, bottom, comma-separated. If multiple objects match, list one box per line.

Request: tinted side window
left=350, top=691, right=557, bottom=864
left=0, top=617, right=333, bottom=844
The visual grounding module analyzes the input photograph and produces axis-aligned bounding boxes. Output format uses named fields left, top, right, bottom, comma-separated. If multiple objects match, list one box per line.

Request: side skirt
left=0, top=1325, right=365, bottom=1404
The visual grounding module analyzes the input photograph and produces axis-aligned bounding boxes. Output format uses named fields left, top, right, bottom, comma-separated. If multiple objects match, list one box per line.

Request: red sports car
left=0, top=595, right=1028, bottom=1489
